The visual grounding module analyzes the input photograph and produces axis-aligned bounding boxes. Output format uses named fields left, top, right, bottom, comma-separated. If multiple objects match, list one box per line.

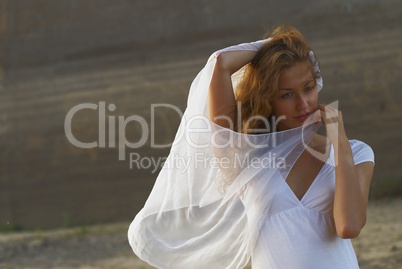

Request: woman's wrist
left=214, top=39, right=270, bottom=56
left=215, top=50, right=257, bottom=74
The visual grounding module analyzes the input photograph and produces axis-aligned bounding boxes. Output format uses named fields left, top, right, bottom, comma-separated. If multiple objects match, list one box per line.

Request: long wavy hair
left=235, top=25, right=315, bottom=133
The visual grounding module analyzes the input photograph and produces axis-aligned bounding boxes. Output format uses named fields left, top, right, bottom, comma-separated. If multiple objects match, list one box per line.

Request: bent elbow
left=336, top=225, right=362, bottom=239
left=335, top=214, right=366, bottom=239
left=214, top=53, right=230, bottom=71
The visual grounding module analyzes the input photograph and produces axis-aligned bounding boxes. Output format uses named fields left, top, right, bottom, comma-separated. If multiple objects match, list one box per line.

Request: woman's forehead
left=278, top=62, right=314, bottom=89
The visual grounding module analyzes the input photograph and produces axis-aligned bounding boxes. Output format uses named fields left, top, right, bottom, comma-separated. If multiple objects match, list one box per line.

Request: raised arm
left=208, top=51, right=256, bottom=130
left=208, top=39, right=269, bottom=130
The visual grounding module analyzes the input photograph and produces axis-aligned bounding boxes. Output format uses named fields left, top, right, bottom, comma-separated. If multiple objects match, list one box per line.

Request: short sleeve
left=349, top=139, right=375, bottom=166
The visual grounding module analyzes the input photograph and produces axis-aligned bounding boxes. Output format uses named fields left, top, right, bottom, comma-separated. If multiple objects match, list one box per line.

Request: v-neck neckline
left=283, top=143, right=333, bottom=205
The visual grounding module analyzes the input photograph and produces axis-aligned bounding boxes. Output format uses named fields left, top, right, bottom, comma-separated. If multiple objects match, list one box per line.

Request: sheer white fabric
left=128, top=41, right=325, bottom=269
left=252, top=140, right=374, bottom=269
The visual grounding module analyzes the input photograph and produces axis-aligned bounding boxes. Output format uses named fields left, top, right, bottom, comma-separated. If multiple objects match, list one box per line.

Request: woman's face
left=272, top=61, right=318, bottom=131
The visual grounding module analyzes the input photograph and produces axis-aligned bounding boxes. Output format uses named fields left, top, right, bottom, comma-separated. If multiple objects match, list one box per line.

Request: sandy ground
left=0, top=197, right=401, bottom=269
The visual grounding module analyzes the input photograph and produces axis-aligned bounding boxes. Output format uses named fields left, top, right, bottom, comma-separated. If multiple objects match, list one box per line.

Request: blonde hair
left=235, top=25, right=315, bottom=133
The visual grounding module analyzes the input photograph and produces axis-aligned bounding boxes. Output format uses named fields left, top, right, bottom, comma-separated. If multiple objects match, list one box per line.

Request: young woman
left=128, top=25, right=375, bottom=269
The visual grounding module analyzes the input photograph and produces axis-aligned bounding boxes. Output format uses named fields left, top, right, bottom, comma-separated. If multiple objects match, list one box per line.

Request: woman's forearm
left=215, top=50, right=257, bottom=74
left=209, top=51, right=257, bottom=129
left=333, top=133, right=367, bottom=238
left=315, top=105, right=372, bottom=239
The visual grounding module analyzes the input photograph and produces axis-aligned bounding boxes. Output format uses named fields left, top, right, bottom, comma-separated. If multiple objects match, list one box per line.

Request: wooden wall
left=1, top=0, right=401, bottom=228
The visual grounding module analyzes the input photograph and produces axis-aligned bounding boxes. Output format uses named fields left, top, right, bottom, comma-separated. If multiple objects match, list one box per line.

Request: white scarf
left=128, top=40, right=323, bottom=269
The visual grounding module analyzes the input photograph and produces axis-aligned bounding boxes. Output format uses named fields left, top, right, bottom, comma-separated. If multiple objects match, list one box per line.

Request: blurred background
left=0, top=0, right=401, bottom=268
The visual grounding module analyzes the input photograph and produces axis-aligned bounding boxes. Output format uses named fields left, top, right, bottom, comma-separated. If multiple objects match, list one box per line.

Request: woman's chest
left=285, top=153, right=327, bottom=200
left=268, top=164, right=336, bottom=216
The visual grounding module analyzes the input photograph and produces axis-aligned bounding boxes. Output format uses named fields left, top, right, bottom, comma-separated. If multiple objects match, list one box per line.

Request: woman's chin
left=276, top=122, right=304, bottom=132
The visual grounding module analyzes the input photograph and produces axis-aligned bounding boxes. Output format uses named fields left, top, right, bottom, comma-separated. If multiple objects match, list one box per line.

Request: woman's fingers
left=316, top=104, right=340, bottom=125
left=312, top=109, right=322, bottom=124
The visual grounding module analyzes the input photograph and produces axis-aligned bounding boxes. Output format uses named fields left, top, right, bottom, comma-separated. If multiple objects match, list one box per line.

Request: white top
left=128, top=48, right=375, bottom=269
left=252, top=139, right=375, bottom=269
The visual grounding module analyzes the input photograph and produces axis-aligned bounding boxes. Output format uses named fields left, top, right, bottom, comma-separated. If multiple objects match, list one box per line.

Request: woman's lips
left=294, top=112, right=312, bottom=121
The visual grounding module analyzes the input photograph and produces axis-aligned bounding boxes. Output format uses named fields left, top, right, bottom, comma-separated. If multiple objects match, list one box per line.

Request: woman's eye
left=305, top=85, right=315, bottom=92
left=281, top=92, right=293, bottom=98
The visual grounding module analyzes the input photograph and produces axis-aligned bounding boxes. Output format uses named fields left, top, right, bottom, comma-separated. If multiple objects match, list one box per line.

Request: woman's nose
left=296, top=94, right=309, bottom=109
